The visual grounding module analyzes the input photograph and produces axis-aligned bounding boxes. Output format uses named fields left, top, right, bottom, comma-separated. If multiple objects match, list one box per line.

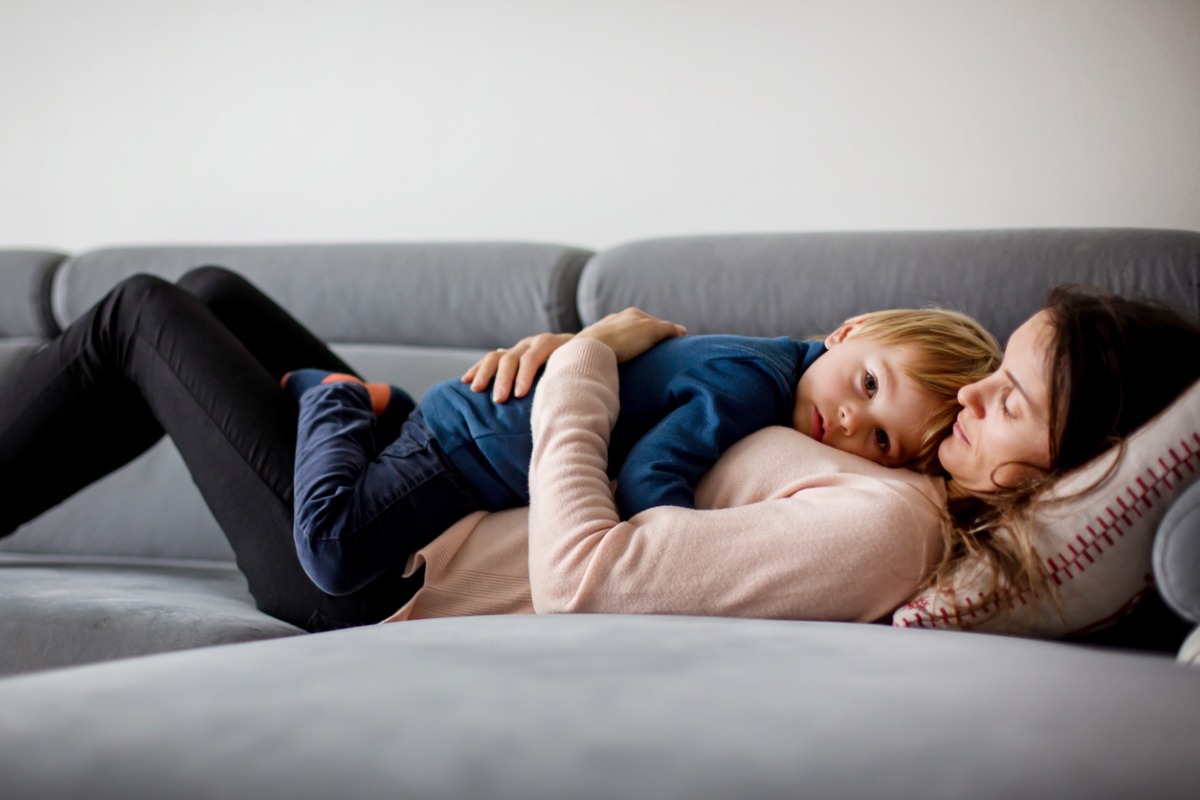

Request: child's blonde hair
left=842, top=308, right=1001, bottom=474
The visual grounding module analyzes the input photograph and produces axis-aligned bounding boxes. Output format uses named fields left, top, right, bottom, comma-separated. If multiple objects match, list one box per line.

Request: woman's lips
left=954, top=420, right=970, bottom=445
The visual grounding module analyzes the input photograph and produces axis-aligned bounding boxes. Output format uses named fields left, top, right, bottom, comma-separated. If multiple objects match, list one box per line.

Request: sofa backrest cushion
left=0, top=250, right=65, bottom=338
left=0, top=250, right=67, bottom=431
left=579, top=229, right=1200, bottom=343
left=52, top=242, right=591, bottom=345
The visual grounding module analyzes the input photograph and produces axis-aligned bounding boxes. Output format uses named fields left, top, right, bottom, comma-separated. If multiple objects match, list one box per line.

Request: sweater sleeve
left=527, top=338, right=944, bottom=622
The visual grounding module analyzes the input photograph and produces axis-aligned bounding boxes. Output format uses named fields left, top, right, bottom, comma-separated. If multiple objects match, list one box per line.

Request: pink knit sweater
left=386, top=338, right=947, bottom=623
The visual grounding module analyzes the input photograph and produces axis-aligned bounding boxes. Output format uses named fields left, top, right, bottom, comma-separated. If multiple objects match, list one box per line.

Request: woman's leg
left=177, top=266, right=356, bottom=380
left=0, top=271, right=419, bottom=630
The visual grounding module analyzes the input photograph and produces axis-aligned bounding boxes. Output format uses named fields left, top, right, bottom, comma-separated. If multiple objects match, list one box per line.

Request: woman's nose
left=958, top=379, right=986, bottom=415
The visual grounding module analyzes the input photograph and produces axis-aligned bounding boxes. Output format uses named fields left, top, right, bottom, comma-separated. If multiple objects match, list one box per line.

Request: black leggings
left=0, top=266, right=422, bottom=631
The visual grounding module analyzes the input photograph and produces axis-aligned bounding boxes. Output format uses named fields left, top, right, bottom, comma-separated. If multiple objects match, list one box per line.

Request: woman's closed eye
left=1000, top=388, right=1016, bottom=419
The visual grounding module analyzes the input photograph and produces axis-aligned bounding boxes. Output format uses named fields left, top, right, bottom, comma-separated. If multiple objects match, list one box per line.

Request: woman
left=456, top=289, right=1200, bottom=627
left=0, top=268, right=1195, bottom=630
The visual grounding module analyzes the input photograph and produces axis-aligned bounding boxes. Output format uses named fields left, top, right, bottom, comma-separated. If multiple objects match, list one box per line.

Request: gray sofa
left=1, top=230, right=1198, bottom=799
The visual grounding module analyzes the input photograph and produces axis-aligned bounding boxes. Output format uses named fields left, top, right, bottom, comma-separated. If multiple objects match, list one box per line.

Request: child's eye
left=874, top=428, right=890, bottom=453
left=863, top=371, right=878, bottom=397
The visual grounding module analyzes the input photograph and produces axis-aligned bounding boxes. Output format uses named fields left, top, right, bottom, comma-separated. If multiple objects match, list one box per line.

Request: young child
left=284, top=308, right=999, bottom=595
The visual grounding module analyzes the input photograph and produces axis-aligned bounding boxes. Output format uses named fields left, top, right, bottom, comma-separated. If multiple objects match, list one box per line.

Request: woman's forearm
left=527, top=338, right=622, bottom=612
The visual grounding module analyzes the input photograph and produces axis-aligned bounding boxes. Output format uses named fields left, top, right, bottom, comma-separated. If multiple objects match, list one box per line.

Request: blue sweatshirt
left=421, top=334, right=824, bottom=518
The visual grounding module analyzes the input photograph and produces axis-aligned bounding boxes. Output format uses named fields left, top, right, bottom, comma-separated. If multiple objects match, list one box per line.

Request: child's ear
left=824, top=315, right=870, bottom=348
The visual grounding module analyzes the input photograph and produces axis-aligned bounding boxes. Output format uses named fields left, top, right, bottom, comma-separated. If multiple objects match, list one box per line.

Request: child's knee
left=296, top=538, right=367, bottom=597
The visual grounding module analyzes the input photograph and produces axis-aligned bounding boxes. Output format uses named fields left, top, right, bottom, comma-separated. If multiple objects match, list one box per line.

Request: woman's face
left=938, top=311, right=1055, bottom=493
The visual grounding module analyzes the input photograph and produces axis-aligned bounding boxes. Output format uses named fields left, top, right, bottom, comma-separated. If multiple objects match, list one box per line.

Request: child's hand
left=462, top=332, right=575, bottom=403
left=576, top=308, right=687, bottom=363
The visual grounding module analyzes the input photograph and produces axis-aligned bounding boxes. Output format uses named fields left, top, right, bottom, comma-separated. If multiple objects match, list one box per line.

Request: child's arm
left=614, top=354, right=794, bottom=518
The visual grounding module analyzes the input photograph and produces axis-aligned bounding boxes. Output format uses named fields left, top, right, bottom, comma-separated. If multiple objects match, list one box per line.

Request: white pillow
left=894, top=379, right=1200, bottom=638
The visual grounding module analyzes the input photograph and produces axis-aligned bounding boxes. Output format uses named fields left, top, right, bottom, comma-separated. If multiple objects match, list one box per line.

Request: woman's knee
left=176, top=265, right=248, bottom=306
left=106, top=273, right=180, bottom=318
left=90, top=274, right=194, bottom=357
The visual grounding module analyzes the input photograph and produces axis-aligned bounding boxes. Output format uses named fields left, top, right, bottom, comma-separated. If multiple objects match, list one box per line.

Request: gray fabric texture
left=334, top=343, right=490, bottom=400
left=52, top=242, right=591, bottom=344
left=1155, top=482, right=1200, bottom=623
left=579, top=229, right=1200, bottom=343
left=0, top=556, right=301, bottom=677
left=0, top=250, right=64, bottom=337
left=0, top=615, right=1196, bottom=800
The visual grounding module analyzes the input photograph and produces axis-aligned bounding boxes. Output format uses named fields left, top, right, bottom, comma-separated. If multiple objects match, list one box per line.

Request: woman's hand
left=461, top=332, right=575, bottom=402
left=576, top=307, right=687, bottom=362
left=462, top=309, right=685, bottom=402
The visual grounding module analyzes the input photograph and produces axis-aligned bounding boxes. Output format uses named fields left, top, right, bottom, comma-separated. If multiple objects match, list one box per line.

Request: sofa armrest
left=1155, top=481, right=1200, bottom=623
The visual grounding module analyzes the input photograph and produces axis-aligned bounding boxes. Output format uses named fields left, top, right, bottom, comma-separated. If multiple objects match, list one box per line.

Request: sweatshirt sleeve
left=527, top=338, right=943, bottom=623
left=615, top=359, right=790, bottom=518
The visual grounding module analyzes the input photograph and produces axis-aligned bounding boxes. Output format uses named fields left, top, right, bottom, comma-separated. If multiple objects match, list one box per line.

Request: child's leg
left=293, top=401, right=482, bottom=596
left=179, top=265, right=415, bottom=445
left=0, top=273, right=419, bottom=630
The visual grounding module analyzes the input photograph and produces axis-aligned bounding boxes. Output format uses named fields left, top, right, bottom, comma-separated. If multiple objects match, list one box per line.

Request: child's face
left=792, top=324, right=942, bottom=469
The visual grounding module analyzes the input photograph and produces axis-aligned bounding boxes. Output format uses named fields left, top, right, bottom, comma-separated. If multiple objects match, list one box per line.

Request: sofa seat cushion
left=0, top=556, right=302, bottom=676
left=0, top=615, right=1196, bottom=799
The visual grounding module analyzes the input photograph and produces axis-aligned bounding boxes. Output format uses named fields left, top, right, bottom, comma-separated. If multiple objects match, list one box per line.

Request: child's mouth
left=811, top=408, right=825, bottom=442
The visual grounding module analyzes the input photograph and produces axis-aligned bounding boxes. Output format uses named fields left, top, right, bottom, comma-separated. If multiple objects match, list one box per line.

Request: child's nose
left=838, top=403, right=859, bottom=435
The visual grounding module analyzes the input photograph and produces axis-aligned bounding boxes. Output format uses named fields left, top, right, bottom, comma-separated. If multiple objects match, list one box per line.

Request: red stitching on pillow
left=1043, top=439, right=1196, bottom=585
left=901, top=433, right=1200, bottom=629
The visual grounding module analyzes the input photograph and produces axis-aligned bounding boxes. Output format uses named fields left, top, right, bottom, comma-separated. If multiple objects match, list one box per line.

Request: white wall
left=2, top=0, right=1197, bottom=252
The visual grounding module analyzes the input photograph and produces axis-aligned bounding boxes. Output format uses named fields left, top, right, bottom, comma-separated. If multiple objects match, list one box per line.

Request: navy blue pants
left=293, top=398, right=483, bottom=598
left=0, top=266, right=444, bottom=631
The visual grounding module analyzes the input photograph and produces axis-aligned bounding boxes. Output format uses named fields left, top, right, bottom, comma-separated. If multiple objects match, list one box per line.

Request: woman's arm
left=526, top=334, right=945, bottom=622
